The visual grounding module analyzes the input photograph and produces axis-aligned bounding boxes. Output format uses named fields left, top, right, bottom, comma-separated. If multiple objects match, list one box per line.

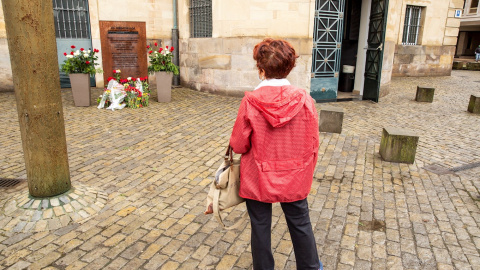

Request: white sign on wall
left=455, top=9, right=462, bottom=18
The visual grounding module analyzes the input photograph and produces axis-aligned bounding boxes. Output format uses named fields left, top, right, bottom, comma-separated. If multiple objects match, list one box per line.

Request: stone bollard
left=379, top=127, right=419, bottom=164
left=319, top=106, right=344, bottom=134
left=468, top=95, right=480, bottom=114
left=415, top=86, right=435, bottom=103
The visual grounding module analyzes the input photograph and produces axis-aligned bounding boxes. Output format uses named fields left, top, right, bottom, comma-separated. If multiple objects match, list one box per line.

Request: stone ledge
left=452, top=61, right=480, bottom=70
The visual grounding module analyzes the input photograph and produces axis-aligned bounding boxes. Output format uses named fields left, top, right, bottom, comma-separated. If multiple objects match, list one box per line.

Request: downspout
left=172, top=0, right=180, bottom=86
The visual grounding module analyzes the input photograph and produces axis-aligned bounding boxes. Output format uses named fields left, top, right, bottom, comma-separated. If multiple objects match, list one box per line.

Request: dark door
left=310, top=0, right=345, bottom=101
left=363, top=0, right=389, bottom=102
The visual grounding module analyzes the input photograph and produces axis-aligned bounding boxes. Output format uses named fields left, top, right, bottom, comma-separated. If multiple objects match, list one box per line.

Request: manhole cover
left=0, top=178, right=25, bottom=188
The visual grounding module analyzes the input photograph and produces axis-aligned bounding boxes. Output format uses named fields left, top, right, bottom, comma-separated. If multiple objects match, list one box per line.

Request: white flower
left=66, top=55, right=73, bottom=58
left=116, top=69, right=121, bottom=73
left=74, top=51, right=80, bottom=56
left=127, top=77, right=132, bottom=81
left=87, top=50, right=91, bottom=53
left=83, top=53, right=89, bottom=57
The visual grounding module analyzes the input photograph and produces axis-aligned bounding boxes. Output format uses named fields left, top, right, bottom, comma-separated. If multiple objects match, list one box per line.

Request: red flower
left=63, top=52, right=67, bottom=56
left=113, top=70, right=117, bottom=73
left=170, top=46, right=174, bottom=52
left=140, top=104, right=143, bottom=108
left=149, top=50, right=153, bottom=54
left=80, top=48, right=84, bottom=51
left=146, top=45, right=150, bottom=49
left=70, top=51, right=74, bottom=55
left=107, top=77, right=114, bottom=81
left=154, top=42, right=158, bottom=46
left=166, top=46, right=169, bottom=49
left=159, top=48, right=163, bottom=52
left=71, top=45, right=75, bottom=49
left=94, top=48, right=99, bottom=53
left=86, top=61, right=90, bottom=64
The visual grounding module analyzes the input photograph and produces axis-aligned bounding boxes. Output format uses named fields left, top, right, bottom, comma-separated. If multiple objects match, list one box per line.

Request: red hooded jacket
left=230, top=84, right=319, bottom=203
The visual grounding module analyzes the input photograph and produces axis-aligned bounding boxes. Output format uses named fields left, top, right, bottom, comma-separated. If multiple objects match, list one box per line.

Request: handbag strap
left=213, top=187, right=247, bottom=230
left=224, top=145, right=234, bottom=166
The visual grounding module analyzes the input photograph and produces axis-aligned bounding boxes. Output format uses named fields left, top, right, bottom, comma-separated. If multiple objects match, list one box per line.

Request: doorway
left=310, top=0, right=388, bottom=102
left=337, top=0, right=361, bottom=99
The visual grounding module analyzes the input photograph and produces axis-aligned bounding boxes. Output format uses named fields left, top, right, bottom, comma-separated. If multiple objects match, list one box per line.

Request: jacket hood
left=245, top=85, right=307, bottom=128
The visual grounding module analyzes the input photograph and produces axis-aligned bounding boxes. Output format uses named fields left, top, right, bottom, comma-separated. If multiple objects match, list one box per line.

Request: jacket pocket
left=261, top=159, right=304, bottom=172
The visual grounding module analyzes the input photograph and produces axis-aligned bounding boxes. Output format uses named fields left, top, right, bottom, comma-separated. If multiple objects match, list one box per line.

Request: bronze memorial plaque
left=99, top=21, right=147, bottom=83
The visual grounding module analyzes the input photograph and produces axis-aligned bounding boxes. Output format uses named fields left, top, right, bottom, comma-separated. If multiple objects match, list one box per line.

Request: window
left=469, top=0, right=479, bottom=14
left=52, top=0, right=91, bottom=39
left=402, top=5, right=423, bottom=45
left=189, top=0, right=212, bottom=38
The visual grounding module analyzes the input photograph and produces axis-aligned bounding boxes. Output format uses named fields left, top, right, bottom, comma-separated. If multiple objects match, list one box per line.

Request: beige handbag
left=205, top=146, right=247, bottom=230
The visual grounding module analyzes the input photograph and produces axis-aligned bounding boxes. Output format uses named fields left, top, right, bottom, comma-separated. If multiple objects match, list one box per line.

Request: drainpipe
left=172, top=0, right=180, bottom=86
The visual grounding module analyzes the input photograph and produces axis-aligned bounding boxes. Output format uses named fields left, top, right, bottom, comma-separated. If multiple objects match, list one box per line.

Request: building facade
left=0, top=0, right=463, bottom=102
left=456, top=0, right=480, bottom=58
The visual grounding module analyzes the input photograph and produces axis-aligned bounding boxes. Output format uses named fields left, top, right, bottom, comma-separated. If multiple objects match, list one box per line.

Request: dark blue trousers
left=246, top=198, right=320, bottom=270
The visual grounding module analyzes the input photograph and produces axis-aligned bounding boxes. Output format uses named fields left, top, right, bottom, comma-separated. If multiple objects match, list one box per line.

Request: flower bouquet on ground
left=61, top=46, right=102, bottom=75
left=97, top=69, right=150, bottom=110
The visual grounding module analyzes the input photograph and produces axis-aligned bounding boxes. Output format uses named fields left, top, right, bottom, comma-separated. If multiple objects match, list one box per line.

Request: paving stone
left=1, top=74, right=480, bottom=269
left=144, top=254, right=168, bottom=270
left=103, top=257, right=128, bottom=270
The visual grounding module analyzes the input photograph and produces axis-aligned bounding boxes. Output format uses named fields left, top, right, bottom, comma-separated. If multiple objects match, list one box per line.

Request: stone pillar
left=468, top=95, right=480, bottom=114
left=2, top=0, right=71, bottom=197
left=319, top=106, right=344, bottom=134
left=415, top=86, right=435, bottom=103
left=379, top=127, right=419, bottom=164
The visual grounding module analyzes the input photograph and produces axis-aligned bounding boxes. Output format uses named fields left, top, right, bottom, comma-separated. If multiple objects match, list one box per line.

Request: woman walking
left=230, top=38, right=322, bottom=270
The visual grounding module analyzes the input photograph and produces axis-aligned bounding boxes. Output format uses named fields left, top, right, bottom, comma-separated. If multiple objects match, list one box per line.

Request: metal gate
left=363, top=0, right=389, bottom=102
left=53, top=0, right=94, bottom=88
left=310, top=0, right=345, bottom=101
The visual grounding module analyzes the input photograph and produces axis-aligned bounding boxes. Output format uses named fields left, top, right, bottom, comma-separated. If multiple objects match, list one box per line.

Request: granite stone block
left=379, top=127, right=419, bottom=164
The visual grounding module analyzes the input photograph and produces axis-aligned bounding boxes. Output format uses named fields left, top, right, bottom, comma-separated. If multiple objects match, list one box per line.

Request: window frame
left=402, top=5, right=424, bottom=46
left=468, top=0, right=479, bottom=14
left=189, top=0, right=212, bottom=38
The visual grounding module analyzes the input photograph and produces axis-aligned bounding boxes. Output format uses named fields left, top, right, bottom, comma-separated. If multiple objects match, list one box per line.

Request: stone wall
left=179, top=37, right=313, bottom=97
left=0, top=3, right=13, bottom=92
left=392, top=45, right=455, bottom=77
left=0, top=38, right=12, bottom=92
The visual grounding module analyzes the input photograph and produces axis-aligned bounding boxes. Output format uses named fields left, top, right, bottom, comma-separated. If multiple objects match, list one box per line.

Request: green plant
left=147, top=43, right=179, bottom=75
left=61, top=45, right=102, bottom=75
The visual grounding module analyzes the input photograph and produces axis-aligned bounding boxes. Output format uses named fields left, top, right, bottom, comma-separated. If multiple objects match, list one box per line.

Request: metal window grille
left=53, top=0, right=91, bottom=39
left=189, top=0, right=212, bottom=38
left=402, top=5, right=422, bottom=45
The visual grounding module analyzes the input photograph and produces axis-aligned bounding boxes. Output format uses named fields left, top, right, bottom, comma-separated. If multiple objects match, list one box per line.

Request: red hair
left=253, top=38, right=299, bottom=79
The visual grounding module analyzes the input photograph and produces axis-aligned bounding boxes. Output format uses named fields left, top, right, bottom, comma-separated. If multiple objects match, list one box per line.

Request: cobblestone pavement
left=1, top=70, right=480, bottom=269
